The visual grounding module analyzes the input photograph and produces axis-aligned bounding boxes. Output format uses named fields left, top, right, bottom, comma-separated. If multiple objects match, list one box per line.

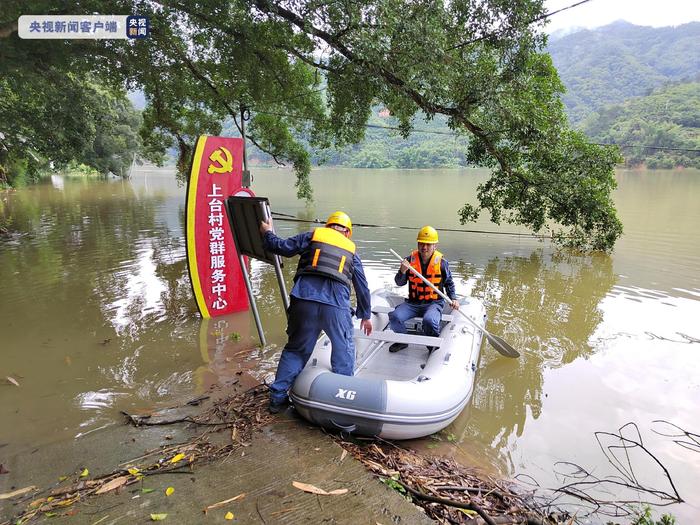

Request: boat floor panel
left=355, top=343, right=430, bottom=381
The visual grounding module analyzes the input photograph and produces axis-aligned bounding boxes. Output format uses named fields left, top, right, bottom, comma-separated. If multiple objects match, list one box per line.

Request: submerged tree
left=1, top=0, right=623, bottom=250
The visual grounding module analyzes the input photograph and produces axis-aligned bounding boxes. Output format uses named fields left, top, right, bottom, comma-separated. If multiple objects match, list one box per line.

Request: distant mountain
left=548, top=21, right=700, bottom=124
left=580, top=81, right=700, bottom=168
left=547, top=26, right=585, bottom=42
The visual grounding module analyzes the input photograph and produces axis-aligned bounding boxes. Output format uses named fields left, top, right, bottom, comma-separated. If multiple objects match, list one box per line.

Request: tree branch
left=0, top=20, right=17, bottom=38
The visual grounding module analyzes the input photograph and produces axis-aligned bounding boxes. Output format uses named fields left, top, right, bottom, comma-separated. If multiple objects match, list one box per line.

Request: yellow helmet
left=326, top=211, right=352, bottom=237
left=417, top=225, right=438, bottom=244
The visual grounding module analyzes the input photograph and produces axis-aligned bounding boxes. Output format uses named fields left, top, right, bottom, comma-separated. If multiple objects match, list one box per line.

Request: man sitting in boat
left=388, top=226, right=460, bottom=353
left=260, top=211, right=373, bottom=413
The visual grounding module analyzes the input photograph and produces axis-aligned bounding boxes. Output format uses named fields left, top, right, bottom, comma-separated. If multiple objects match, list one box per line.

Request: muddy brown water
left=1, top=167, right=699, bottom=522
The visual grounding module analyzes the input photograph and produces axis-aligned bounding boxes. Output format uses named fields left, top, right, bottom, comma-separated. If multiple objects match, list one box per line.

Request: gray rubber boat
left=290, top=290, right=486, bottom=439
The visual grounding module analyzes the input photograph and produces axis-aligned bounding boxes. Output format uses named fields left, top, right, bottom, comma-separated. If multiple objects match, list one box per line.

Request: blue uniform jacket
left=394, top=254, right=457, bottom=305
left=263, top=230, right=372, bottom=320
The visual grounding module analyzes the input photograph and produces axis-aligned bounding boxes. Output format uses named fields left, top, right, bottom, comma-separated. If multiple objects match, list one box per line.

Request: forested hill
left=548, top=21, right=700, bottom=124
left=580, top=81, right=700, bottom=168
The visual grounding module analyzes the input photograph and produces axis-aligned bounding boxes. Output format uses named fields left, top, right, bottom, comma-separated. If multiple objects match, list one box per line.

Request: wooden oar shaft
left=389, top=249, right=481, bottom=329
left=389, top=248, right=519, bottom=358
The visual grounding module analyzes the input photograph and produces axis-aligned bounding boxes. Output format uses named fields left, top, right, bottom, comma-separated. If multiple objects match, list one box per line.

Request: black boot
left=389, top=342, right=408, bottom=353
left=268, top=398, right=289, bottom=414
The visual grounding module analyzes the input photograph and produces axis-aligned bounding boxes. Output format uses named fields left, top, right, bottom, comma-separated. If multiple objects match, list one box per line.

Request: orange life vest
left=296, top=227, right=356, bottom=287
left=408, top=249, right=443, bottom=302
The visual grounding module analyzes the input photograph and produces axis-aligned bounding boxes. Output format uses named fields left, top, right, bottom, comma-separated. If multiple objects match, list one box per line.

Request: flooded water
left=1, top=166, right=699, bottom=522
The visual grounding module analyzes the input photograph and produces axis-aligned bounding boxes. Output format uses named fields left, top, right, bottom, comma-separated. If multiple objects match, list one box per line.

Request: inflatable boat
left=290, top=290, right=485, bottom=439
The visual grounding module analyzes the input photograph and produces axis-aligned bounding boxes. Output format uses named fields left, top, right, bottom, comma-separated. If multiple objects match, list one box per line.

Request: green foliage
left=581, top=81, right=700, bottom=168
left=626, top=505, right=676, bottom=525
left=381, top=474, right=410, bottom=500
left=84, top=93, right=144, bottom=177
left=549, top=21, right=700, bottom=124
left=1, top=153, right=34, bottom=187
left=0, top=2, right=151, bottom=185
left=62, top=162, right=101, bottom=177
left=311, top=109, right=469, bottom=168
left=2, top=0, right=626, bottom=250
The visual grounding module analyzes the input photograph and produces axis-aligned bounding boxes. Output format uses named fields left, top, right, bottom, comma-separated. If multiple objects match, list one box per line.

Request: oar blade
left=485, top=332, right=519, bottom=358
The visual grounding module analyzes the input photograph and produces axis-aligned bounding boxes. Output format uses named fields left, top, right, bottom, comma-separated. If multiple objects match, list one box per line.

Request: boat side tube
left=293, top=367, right=388, bottom=435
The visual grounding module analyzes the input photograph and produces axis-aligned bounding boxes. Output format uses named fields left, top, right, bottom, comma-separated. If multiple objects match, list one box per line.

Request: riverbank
left=1, top=379, right=435, bottom=525
left=1, top=376, right=551, bottom=525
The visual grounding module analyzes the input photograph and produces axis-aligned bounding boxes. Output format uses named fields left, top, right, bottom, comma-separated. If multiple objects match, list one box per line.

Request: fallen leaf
left=170, top=453, right=185, bottom=464
left=165, top=486, right=174, bottom=496
left=150, top=513, right=168, bottom=521
left=340, top=450, right=348, bottom=462
left=203, top=493, right=246, bottom=513
left=141, top=488, right=155, bottom=494
left=292, top=481, right=347, bottom=496
left=80, top=468, right=89, bottom=477
left=292, top=481, right=328, bottom=495
left=127, top=467, right=140, bottom=476
left=95, top=476, right=128, bottom=495
left=0, top=485, right=36, bottom=500
left=44, top=512, right=58, bottom=517
left=58, top=476, right=68, bottom=482
left=6, top=376, right=19, bottom=387
left=225, top=511, right=234, bottom=520
left=0, top=464, right=8, bottom=474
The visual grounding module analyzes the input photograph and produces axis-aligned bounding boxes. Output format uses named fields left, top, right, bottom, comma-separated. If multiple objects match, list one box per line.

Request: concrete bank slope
left=1, top=409, right=433, bottom=525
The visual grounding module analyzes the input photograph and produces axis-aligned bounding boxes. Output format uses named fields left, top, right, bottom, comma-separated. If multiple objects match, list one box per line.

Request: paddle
left=389, top=249, right=520, bottom=358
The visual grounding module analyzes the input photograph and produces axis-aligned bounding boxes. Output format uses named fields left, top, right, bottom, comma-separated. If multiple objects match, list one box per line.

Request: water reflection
left=194, top=312, right=259, bottom=391
left=453, top=250, right=616, bottom=471
left=0, top=179, right=202, bottom=456
left=2, top=167, right=699, bottom=522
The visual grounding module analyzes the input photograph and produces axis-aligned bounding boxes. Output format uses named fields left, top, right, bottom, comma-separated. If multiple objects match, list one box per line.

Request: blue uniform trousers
left=389, top=301, right=444, bottom=337
left=270, top=297, right=355, bottom=404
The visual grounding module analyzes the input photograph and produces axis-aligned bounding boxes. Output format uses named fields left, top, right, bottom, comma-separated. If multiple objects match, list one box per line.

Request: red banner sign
left=186, top=136, right=250, bottom=317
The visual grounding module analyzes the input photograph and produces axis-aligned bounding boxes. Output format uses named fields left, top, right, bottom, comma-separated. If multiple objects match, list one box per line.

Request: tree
left=0, top=3, right=148, bottom=183
left=2, top=0, right=623, bottom=251
left=581, top=81, right=700, bottom=169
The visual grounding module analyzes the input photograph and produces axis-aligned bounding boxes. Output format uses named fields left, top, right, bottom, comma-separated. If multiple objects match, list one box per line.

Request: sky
left=543, top=0, right=700, bottom=32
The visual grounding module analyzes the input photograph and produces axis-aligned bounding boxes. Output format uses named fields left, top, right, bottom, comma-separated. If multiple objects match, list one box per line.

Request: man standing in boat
left=389, top=226, right=460, bottom=353
left=260, top=211, right=373, bottom=413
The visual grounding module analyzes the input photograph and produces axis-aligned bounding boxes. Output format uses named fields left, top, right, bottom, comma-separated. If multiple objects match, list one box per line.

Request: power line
left=270, top=213, right=550, bottom=238
left=251, top=108, right=700, bottom=153
left=449, top=0, right=596, bottom=51
left=593, top=143, right=700, bottom=153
